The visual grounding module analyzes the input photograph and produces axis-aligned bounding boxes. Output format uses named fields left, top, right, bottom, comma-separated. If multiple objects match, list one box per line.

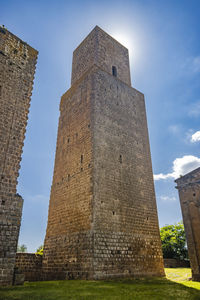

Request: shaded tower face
left=43, top=26, right=164, bottom=280
left=0, top=27, right=38, bottom=285
left=175, top=168, right=200, bottom=282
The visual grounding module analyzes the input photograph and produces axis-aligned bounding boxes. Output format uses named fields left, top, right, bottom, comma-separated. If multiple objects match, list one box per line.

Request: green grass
left=0, top=269, right=200, bottom=300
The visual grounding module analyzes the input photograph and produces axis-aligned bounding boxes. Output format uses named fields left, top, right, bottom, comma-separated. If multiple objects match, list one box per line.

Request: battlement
left=71, top=26, right=131, bottom=86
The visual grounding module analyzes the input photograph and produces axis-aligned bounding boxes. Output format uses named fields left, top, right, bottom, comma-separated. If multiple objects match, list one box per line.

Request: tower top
left=71, top=26, right=131, bottom=86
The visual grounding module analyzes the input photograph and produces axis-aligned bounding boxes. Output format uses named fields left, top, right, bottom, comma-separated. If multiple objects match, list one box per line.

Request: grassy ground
left=0, top=268, right=200, bottom=300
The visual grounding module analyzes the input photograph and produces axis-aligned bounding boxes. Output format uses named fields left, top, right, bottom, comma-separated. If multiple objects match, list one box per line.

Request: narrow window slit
left=112, top=66, right=117, bottom=77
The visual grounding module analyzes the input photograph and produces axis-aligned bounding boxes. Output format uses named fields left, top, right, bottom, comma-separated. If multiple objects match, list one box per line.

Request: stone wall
left=0, top=27, right=38, bottom=285
left=43, top=26, right=164, bottom=280
left=164, top=259, right=190, bottom=268
left=15, top=253, right=42, bottom=281
left=175, top=167, right=200, bottom=281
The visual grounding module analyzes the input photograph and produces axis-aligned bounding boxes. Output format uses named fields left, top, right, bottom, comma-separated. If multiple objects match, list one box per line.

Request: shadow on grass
left=0, top=277, right=200, bottom=300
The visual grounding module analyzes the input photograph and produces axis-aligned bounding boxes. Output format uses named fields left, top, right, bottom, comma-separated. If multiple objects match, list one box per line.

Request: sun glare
left=111, top=30, right=139, bottom=63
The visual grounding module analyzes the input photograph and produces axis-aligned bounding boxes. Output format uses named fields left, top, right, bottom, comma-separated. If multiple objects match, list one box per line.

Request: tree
left=35, top=245, right=43, bottom=256
left=17, top=244, right=27, bottom=253
left=160, top=222, right=188, bottom=260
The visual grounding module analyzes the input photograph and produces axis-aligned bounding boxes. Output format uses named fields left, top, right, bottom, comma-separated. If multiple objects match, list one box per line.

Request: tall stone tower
left=0, top=27, right=38, bottom=285
left=175, top=167, right=200, bottom=281
left=43, top=26, right=164, bottom=280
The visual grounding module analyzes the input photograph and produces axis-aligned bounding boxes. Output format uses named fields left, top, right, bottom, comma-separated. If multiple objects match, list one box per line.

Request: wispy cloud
left=154, top=155, right=200, bottom=180
left=191, top=131, right=200, bottom=143
left=192, top=56, right=200, bottom=73
left=168, top=125, right=180, bottom=135
left=188, top=101, right=200, bottom=117
left=182, top=56, right=200, bottom=75
left=26, top=194, right=49, bottom=202
left=160, top=195, right=177, bottom=202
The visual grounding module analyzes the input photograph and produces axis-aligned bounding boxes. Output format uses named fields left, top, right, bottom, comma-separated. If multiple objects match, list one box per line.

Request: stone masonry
left=15, top=253, right=42, bottom=282
left=175, top=167, right=200, bottom=281
left=0, top=27, right=37, bottom=285
left=43, top=26, right=164, bottom=280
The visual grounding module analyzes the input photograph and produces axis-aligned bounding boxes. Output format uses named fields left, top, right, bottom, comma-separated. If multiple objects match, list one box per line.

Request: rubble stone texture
left=175, top=167, right=200, bottom=281
left=0, top=27, right=37, bottom=285
left=43, top=26, right=164, bottom=280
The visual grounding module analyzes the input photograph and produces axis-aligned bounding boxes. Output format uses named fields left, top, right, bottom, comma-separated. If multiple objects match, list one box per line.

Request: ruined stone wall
left=43, top=26, right=164, bottom=280
left=163, top=259, right=190, bottom=268
left=0, top=27, right=37, bottom=285
left=175, top=167, right=200, bottom=281
left=15, top=253, right=42, bottom=281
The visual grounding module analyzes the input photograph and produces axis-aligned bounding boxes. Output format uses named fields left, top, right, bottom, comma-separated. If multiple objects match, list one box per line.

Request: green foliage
left=160, top=222, right=188, bottom=259
left=17, top=244, right=27, bottom=253
left=35, top=245, right=43, bottom=256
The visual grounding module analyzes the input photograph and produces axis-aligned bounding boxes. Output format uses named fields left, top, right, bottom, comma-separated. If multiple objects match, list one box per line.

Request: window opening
left=112, top=66, right=117, bottom=77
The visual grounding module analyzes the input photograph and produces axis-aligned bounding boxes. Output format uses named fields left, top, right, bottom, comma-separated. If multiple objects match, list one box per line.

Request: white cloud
left=154, top=173, right=174, bottom=180
left=191, top=131, right=200, bottom=143
left=160, top=196, right=177, bottom=202
left=154, top=155, right=200, bottom=180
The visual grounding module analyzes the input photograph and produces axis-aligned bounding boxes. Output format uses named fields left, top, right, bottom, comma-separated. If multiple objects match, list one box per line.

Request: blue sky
left=1, top=0, right=200, bottom=252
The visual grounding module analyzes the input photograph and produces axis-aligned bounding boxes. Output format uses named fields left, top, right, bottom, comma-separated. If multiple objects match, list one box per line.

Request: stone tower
left=43, top=26, right=164, bottom=280
left=0, top=27, right=38, bottom=285
left=175, top=167, right=200, bottom=281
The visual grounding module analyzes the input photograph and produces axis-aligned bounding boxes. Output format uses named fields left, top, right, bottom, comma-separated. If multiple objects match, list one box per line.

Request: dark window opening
left=2, top=200, right=5, bottom=205
left=0, top=86, right=2, bottom=97
left=68, top=174, right=70, bottom=180
left=112, top=66, right=117, bottom=77
left=81, top=155, right=83, bottom=163
left=80, top=167, right=83, bottom=172
left=112, top=211, right=115, bottom=215
left=193, top=193, right=196, bottom=197
left=67, top=138, right=70, bottom=143
left=119, top=155, right=122, bottom=163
